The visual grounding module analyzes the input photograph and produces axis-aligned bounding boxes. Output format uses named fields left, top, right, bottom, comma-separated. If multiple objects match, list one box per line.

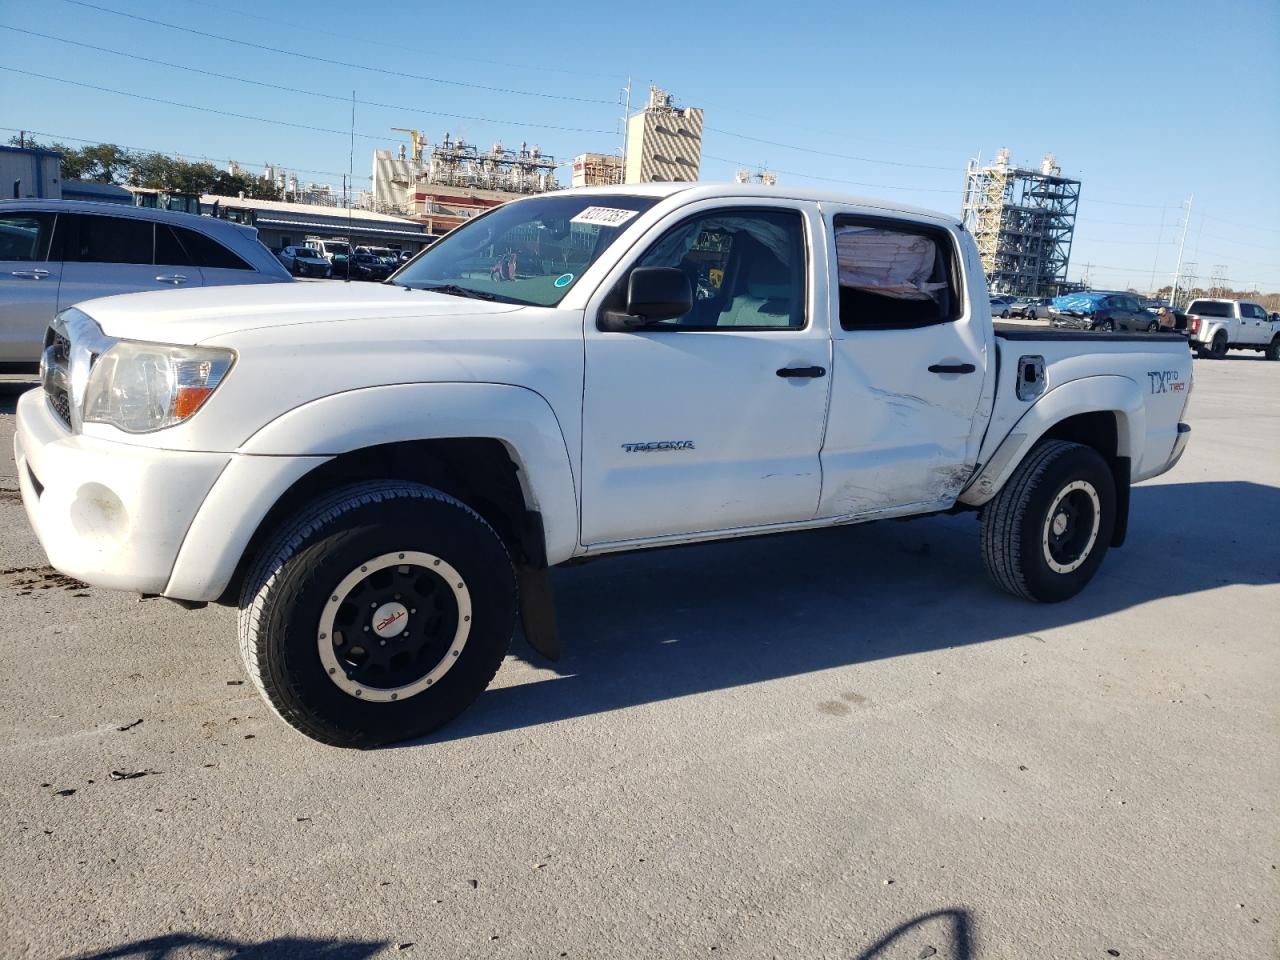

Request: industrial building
left=961, top=150, right=1081, bottom=297
left=624, top=86, right=704, bottom=184
left=371, top=130, right=562, bottom=234
left=200, top=194, right=432, bottom=253
left=572, top=153, right=623, bottom=188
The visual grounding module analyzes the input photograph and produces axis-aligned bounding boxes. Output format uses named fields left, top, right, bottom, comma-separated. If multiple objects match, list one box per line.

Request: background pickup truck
left=16, top=184, right=1194, bottom=747
left=1183, top=297, right=1280, bottom=360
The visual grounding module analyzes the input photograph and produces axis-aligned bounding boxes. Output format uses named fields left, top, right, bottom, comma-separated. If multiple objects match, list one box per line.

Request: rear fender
left=958, top=375, right=1144, bottom=508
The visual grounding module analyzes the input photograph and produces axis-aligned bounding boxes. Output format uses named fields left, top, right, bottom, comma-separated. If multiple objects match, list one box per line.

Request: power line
left=700, top=153, right=956, bottom=195
left=57, top=0, right=616, bottom=105
left=1, top=66, right=395, bottom=141
left=0, top=126, right=370, bottom=181
left=704, top=127, right=956, bottom=172
left=170, top=0, right=619, bottom=80
left=0, top=25, right=615, bottom=136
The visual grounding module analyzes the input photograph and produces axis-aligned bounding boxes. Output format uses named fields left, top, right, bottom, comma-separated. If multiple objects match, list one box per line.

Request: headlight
left=83, top=341, right=235, bottom=433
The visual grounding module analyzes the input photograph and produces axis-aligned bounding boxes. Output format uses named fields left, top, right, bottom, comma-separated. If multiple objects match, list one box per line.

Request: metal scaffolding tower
left=961, top=150, right=1081, bottom=297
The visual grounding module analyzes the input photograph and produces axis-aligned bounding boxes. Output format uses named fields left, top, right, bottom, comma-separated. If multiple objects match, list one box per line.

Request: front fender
left=239, top=382, right=580, bottom=563
left=958, top=375, right=1145, bottom=507
left=165, top=383, right=580, bottom=601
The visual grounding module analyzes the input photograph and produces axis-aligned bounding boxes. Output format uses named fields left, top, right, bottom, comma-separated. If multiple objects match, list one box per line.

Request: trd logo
left=622, top=440, right=696, bottom=453
left=1147, top=370, right=1184, bottom=394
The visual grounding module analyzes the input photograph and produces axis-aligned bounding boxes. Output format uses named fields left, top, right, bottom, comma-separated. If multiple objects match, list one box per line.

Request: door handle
left=776, top=365, right=826, bottom=378
left=155, top=274, right=189, bottom=284
left=928, top=363, right=976, bottom=374
left=10, top=269, right=49, bottom=280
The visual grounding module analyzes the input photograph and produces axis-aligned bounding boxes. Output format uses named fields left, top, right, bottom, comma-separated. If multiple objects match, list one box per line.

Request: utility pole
left=1169, top=195, right=1193, bottom=307
left=619, top=77, right=632, bottom=185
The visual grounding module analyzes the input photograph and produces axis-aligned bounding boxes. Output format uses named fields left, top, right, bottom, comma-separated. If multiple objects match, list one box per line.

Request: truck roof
left=548, top=182, right=963, bottom=227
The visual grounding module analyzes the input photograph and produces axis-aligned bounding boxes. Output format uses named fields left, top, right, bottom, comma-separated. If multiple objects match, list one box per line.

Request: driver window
left=632, top=208, right=806, bottom=330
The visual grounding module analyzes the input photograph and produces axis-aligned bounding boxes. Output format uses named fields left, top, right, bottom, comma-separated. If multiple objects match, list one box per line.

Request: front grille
left=42, top=325, right=73, bottom=429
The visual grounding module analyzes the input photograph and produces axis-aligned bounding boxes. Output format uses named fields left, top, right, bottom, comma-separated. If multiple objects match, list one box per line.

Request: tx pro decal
left=1146, top=370, right=1186, bottom=394
left=622, top=440, right=696, bottom=453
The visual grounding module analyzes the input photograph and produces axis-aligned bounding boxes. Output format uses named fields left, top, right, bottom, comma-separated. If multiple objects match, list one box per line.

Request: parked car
left=989, top=294, right=1015, bottom=318
left=1049, top=291, right=1160, bottom=332
left=350, top=252, right=393, bottom=281
left=1011, top=296, right=1053, bottom=319
left=358, top=246, right=400, bottom=269
left=276, top=246, right=332, bottom=279
left=0, top=199, right=291, bottom=365
left=1183, top=298, right=1280, bottom=360
left=16, top=183, right=1194, bottom=747
left=311, top=240, right=353, bottom=263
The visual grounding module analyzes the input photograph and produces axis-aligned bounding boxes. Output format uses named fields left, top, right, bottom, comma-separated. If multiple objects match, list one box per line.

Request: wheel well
left=218, top=438, right=541, bottom=605
left=1041, top=411, right=1117, bottom=459
left=1039, top=411, right=1130, bottom=547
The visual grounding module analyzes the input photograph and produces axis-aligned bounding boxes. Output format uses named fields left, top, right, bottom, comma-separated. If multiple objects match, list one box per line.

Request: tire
left=1205, top=331, right=1228, bottom=359
left=1265, top=336, right=1279, bottom=361
left=1095, top=319, right=1115, bottom=332
left=1000, top=309, right=1010, bottom=319
left=238, top=481, right=517, bottom=748
left=980, top=440, right=1116, bottom=603
left=1147, top=320, right=1159, bottom=333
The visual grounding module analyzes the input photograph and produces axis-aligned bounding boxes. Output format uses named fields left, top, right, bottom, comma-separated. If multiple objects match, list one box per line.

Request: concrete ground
left=1, top=356, right=1276, bottom=960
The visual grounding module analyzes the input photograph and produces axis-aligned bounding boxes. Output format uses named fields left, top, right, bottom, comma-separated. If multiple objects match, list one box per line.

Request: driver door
left=580, top=201, right=831, bottom=545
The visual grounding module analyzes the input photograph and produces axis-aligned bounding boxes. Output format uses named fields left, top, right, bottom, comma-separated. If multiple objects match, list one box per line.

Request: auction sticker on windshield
left=570, top=206, right=642, bottom=227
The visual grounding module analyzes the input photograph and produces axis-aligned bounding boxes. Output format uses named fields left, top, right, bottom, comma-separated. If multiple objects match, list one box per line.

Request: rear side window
left=64, top=214, right=154, bottom=265
left=170, top=226, right=252, bottom=270
left=1187, top=300, right=1233, bottom=318
left=0, top=212, right=55, bottom=261
left=834, top=216, right=958, bottom=330
left=155, top=225, right=195, bottom=266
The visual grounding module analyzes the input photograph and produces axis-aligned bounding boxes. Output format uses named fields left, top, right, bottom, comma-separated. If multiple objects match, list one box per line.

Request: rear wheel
left=1204, top=331, right=1228, bottom=359
left=238, top=481, right=517, bottom=748
left=981, top=440, right=1116, bottom=603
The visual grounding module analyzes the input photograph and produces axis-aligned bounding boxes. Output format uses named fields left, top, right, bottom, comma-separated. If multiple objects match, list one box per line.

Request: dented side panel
left=815, top=219, right=993, bottom=519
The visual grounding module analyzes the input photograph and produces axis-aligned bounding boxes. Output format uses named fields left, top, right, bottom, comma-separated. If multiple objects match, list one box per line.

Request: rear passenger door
left=0, top=211, right=60, bottom=363
left=816, top=208, right=990, bottom=518
left=170, top=224, right=262, bottom=287
left=57, top=213, right=203, bottom=309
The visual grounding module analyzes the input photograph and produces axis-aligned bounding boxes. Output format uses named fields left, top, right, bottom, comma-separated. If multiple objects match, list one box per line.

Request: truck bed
left=994, top=324, right=1188, bottom=344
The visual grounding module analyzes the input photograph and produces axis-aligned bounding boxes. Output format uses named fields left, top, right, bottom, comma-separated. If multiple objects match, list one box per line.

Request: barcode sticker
left=570, top=206, right=641, bottom=227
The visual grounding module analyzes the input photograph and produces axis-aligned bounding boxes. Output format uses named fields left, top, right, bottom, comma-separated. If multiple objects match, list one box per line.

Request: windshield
left=393, top=193, right=661, bottom=306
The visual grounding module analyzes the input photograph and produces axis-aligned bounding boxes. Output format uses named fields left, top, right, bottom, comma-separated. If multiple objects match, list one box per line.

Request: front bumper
left=15, top=389, right=327, bottom=600
left=1050, top=315, right=1094, bottom=330
left=15, top=389, right=230, bottom=594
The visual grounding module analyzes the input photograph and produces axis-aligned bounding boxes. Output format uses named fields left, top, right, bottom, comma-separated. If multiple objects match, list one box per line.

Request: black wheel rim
left=1042, top=481, right=1101, bottom=574
left=318, top=552, right=471, bottom=702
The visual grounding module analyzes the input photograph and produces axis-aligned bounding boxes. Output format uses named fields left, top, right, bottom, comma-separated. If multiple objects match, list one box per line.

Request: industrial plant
left=961, top=149, right=1081, bottom=297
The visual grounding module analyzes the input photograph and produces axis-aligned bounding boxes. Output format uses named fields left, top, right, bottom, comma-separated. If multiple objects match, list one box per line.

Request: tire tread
left=237, top=481, right=510, bottom=746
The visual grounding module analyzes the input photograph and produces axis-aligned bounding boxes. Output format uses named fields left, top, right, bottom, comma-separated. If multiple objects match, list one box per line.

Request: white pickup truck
left=16, top=184, right=1194, bottom=747
left=1183, top=297, right=1280, bottom=360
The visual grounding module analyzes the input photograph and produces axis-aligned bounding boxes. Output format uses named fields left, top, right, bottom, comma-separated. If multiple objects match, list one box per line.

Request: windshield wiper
left=412, top=283, right=499, bottom=301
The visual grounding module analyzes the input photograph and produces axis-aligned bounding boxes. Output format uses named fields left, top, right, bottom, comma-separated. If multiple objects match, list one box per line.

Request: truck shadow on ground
left=69, top=933, right=388, bottom=959
left=853, top=908, right=973, bottom=960
left=427, top=480, right=1280, bottom=744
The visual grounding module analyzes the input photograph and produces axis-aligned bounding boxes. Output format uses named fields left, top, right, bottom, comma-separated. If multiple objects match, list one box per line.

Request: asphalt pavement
left=1, top=356, right=1276, bottom=959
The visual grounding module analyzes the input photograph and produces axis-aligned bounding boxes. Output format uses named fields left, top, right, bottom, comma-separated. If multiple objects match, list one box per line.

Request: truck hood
left=74, top=281, right=522, bottom=344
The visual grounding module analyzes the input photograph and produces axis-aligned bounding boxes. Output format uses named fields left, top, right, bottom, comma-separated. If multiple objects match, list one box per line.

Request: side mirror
left=600, top=267, right=693, bottom=332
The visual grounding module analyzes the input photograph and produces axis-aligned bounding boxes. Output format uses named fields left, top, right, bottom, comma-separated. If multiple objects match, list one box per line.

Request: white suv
left=0, top=199, right=291, bottom=365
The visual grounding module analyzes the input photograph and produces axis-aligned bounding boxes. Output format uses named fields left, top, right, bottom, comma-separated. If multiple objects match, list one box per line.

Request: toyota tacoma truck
left=15, top=184, right=1194, bottom=747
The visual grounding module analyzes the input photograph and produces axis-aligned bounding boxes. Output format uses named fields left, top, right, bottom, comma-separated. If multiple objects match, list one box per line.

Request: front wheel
left=1095, top=319, right=1115, bottom=332
left=980, top=440, right=1116, bottom=602
left=1265, top=336, right=1279, bottom=361
left=238, top=481, right=517, bottom=747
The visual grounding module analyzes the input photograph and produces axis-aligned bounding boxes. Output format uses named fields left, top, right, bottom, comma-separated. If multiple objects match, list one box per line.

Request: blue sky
left=2, top=0, right=1278, bottom=291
